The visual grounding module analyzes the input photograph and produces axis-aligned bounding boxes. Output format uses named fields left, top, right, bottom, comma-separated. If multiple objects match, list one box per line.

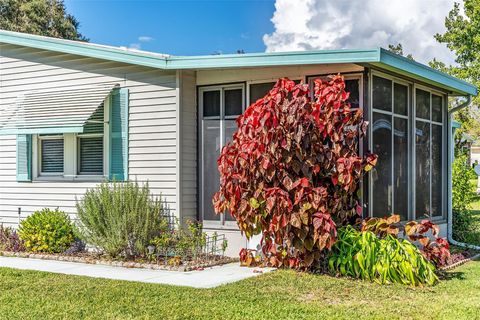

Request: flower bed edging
left=0, top=251, right=237, bottom=272
left=439, top=253, right=480, bottom=271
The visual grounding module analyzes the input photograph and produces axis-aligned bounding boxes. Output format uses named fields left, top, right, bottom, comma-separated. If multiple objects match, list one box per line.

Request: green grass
left=1, top=261, right=480, bottom=320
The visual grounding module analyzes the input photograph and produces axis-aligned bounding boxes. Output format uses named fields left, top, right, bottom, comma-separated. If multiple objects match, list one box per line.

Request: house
left=0, top=30, right=477, bottom=256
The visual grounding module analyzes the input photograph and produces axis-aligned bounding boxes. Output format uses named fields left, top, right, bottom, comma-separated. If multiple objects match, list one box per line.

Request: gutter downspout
left=447, top=95, right=480, bottom=250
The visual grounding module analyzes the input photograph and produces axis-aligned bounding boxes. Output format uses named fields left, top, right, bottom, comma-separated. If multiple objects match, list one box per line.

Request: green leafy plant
left=18, top=208, right=75, bottom=253
left=329, top=226, right=438, bottom=286
left=75, top=180, right=168, bottom=257
left=214, top=76, right=377, bottom=270
left=361, top=214, right=451, bottom=268
left=452, top=154, right=477, bottom=243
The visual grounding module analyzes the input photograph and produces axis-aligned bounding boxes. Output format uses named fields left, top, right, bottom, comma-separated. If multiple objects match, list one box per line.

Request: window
left=369, top=72, right=446, bottom=221
left=199, top=84, right=245, bottom=224
left=415, top=89, right=444, bottom=218
left=371, top=75, right=409, bottom=220
left=307, top=75, right=362, bottom=109
left=77, top=106, right=105, bottom=175
left=34, top=102, right=108, bottom=179
left=249, top=82, right=276, bottom=104
left=39, top=136, right=64, bottom=174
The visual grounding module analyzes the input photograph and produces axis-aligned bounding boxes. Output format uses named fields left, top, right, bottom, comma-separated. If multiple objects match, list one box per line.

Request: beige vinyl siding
left=177, top=70, right=197, bottom=223
left=0, top=43, right=178, bottom=226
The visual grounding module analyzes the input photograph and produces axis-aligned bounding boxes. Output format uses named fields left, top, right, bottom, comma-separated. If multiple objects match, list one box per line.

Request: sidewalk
left=0, top=256, right=274, bottom=288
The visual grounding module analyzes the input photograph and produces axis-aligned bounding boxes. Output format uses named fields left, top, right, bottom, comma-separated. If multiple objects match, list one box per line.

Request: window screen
left=41, top=139, right=64, bottom=173
left=203, top=90, right=221, bottom=117
left=249, top=82, right=276, bottom=104
left=79, top=137, right=104, bottom=175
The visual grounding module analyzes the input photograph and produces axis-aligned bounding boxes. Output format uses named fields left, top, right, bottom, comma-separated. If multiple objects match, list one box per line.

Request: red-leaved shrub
left=213, top=76, right=377, bottom=269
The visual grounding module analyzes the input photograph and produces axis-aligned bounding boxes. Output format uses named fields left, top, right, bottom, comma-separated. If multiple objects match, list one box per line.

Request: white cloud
left=263, top=0, right=459, bottom=65
left=138, top=36, right=154, bottom=42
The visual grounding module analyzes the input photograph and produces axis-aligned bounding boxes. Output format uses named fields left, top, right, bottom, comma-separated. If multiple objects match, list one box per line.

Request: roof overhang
left=0, top=29, right=477, bottom=96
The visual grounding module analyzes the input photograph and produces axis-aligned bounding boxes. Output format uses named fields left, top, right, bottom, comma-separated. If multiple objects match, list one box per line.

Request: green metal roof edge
left=377, top=48, right=477, bottom=96
left=0, top=30, right=477, bottom=96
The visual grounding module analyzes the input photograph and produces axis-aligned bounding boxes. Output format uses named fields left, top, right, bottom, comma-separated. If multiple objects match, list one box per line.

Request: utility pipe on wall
left=447, top=95, right=480, bottom=250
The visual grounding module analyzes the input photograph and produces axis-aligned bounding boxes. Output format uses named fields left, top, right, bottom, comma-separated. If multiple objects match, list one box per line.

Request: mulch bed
left=0, top=251, right=237, bottom=272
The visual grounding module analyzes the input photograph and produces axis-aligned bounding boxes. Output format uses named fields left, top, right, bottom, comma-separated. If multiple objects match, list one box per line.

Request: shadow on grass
left=437, top=270, right=465, bottom=281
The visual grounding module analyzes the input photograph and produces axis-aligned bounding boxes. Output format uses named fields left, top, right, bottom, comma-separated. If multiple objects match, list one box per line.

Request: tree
left=434, top=0, right=480, bottom=139
left=0, top=0, right=87, bottom=41
left=213, top=77, right=376, bottom=270
left=387, top=43, right=414, bottom=60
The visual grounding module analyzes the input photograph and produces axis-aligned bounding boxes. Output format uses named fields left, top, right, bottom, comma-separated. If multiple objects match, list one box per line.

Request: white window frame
left=367, top=70, right=447, bottom=222
left=32, top=96, right=110, bottom=181
left=198, top=83, right=245, bottom=229
left=368, top=71, right=412, bottom=220
left=413, top=83, right=446, bottom=221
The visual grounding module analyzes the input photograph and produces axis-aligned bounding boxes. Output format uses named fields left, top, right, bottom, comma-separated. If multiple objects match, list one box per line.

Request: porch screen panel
left=415, top=90, right=444, bottom=219
left=372, top=76, right=392, bottom=112
left=394, top=117, right=408, bottom=221
left=415, top=120, right=430, bottom=218
left=371, top=76, right=410, bottom=220
left=431, top=124, right=443, bottom=217
left=372, top=113, right=392, bottom=216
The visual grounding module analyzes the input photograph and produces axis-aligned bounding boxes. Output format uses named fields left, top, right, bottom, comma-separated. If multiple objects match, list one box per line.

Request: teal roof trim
left=376, top=49, right=477, bottom=96
left=167, top=49, right=380, bottom=69
left=0, top=30, right=168, bottom=69
left=0, top=30, right=477, bottom=96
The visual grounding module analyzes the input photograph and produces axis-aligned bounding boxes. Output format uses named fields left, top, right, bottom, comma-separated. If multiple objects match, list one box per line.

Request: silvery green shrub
left=75, top=180, right=168, bottom=257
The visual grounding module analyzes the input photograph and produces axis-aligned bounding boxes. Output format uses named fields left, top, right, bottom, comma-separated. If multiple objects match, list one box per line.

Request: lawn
left=1, top=260, right=479, bottom=320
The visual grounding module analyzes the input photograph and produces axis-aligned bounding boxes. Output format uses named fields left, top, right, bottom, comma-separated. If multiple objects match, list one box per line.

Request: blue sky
left=64, top=0, right=275, bottom=56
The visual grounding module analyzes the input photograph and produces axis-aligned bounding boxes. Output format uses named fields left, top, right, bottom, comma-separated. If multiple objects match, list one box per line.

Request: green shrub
left=452, top=154, right=477, bottom=242
left=18, top=208, right=75, bottom=253
left=75, top=180, right=168, bottom=257
left=328, top=226, right=438, bottom=286
left=452, top=154, right=475, bottom=213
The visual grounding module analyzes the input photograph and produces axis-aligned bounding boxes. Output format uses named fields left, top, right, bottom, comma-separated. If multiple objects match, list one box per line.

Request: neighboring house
left=0, top=30, right=477, bottom=256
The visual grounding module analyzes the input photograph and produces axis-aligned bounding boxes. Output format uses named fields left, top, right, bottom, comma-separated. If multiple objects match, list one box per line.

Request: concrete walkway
left=0, top=256, right=274, bottom=288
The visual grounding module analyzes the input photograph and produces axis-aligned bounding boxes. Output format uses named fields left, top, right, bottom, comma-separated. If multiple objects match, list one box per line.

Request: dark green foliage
left=18, top=208, right=75, bottom=253
left=434, top=0, right=480, bottom=140
left=452, top=154, right=478, bottom=243
left=75, top=181, right=168, bottom=257
left=0, top=0, right=87, bottom=40
left=329, top=226, right=438, bottom=286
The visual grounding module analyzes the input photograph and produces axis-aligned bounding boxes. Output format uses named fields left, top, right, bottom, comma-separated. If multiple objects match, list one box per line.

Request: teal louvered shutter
left=109, top=88, right=129, bottom=181
left=16, top=134, right=32, bottom=182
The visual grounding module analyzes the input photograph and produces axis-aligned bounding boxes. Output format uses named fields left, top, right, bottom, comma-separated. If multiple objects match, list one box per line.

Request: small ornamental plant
left=213, top=76, right=377, bottom=270
left=18, top=208, right=75, bottom=253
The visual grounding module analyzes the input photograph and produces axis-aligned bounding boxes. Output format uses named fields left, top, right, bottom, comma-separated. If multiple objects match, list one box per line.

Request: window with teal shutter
left=78, top=105, right=104, bottom=175
left=16, top=134, right=32, bottom=181
left=109, top=88, right=129, bottom=181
